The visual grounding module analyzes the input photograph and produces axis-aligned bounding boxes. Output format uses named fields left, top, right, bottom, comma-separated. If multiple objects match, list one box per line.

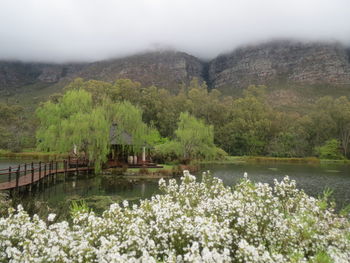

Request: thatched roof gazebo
left=108, top=124, right=153, bottom=168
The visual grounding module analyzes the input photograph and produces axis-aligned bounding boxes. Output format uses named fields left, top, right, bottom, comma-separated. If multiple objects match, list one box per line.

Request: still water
left=1, top=158, right=350, bottom=212
left=201, top=162, right=350, bottom=210
left=0, top=158, right=36, bottom=170
left=0, top=158, right=41, bottom=183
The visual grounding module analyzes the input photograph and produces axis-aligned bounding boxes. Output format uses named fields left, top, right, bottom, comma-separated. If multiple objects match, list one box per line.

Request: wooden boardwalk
left=0, top=159, right=92, bottom=191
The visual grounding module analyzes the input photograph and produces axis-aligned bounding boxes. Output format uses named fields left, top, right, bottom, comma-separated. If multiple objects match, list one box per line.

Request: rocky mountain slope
left=67, top=51, right=204, bottom=92
left=0, top=51, right=204, bottom=97
left=1, top=41, right=350, bottom=101
left=0, top=62, right=84, bottom=95
left=208, top=41, right=350, bottom=93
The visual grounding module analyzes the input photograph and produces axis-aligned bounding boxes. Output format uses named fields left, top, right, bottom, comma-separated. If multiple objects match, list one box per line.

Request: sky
left=0, top=0, right=349, bottom=63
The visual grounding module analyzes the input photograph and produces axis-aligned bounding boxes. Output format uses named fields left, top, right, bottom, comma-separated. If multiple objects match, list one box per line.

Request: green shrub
left=138, top=167, right=150, bottom=175
left=315, top=139, right=344, bottom=160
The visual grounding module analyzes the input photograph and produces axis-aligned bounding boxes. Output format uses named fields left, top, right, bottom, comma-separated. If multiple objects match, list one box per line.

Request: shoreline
left=0, top=150, right=68, bottom=159
left=1, top=150, right=349, bottom=165
left=200, top=156, right=350, bottom=164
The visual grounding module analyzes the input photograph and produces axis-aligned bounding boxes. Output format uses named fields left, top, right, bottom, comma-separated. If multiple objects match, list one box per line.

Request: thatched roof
left=110, top=124, right=133, bottom=145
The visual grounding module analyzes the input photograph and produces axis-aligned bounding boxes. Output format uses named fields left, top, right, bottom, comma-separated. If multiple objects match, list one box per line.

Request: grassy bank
left=201, top=156, right=350, bottom=164
left=104, top=165, right=176, bottom=178
left=105, top=164, right=200, bottom=178
left=0, top=149, right=67, bottom=159
left=243, top=156, right=321, bottom=163
left=126, top=164, right=174, bottom=172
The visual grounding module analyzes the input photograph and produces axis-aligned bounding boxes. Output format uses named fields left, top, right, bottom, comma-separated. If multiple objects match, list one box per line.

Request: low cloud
left=0, top=0, right=349, bottom=63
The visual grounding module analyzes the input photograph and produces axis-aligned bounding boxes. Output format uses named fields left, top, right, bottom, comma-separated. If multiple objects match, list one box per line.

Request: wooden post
left=55, top=161, right=58, bottom=183
left=31, top=163, right=34, bottom=183
left=24, top=163, right=27, bottom=177
left=51, top=160, right=54, bottom=182
left=86, top=158, right=89, bottom=175
left=76, top=159, right=78, bottom=176
left=16, top=165, right=20, bottom=190
left=48, top=162, right=52, bottom=186
left=39, top=161, right=42, bottom=180
left=64, top=160, right=67, bottom=179
left=30, top=162, right=34, bottom=192
left=44, top=163, right=47, bottom=183
left=8, top=166, right=11, bottom=182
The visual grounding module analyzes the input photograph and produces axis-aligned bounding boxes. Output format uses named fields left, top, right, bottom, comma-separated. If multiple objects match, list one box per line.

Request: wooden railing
left=0, top=157, right=91, bottom=191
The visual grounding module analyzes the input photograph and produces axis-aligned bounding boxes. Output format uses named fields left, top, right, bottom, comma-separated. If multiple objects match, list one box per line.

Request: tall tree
left=174, top=112, right=218, bottom=160
left=0, top=103, right=33, bottom=151
left=306, top=96, right=350, bottom=157
left=332, top=96, right=350, bottom=157
left=216, top=86, right=273, bottom=155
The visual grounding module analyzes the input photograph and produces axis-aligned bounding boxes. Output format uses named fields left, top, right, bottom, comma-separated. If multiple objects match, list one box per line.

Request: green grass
left=0, top=149, right=11, bottom=155
left=0, top=149, right=67, bottom=159
left=107, top=164, right=179, bottom=179
left=243, top=156, right=321, bottom=163
left=320, top=159, right=350, bottom=164
left=200, top=156, right=247, bottom=164
left=202, top=155, right=350, bottom=164
left=201, top=156, right=323, bottom=164
left=126, top=164, right=174, bottom=172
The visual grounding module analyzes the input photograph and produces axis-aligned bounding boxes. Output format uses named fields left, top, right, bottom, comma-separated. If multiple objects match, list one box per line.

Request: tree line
left=0, top=104, right=35, bottom=152
left=1, top=77, right=350, bottom=161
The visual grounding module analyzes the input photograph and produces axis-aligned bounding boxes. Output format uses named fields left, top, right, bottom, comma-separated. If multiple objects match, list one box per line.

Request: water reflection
left=4, top=160, right=350, bottom=215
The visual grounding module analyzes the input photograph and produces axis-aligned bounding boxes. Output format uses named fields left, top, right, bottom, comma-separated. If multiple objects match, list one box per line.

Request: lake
left=0, top=158, right=36, bottom=170
left=201, top=162, right=350, bottom=210
left=1, top=158, right=349, bottom=215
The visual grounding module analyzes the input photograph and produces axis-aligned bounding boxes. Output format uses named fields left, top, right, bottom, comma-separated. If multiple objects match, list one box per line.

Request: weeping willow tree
left=59, top=108, right=110, bottom=172
left=175, top=112, right=218, bottom=160
left=36, top=89, right=94, bottom=152
left=36, top=89, right=161, bottom=172
left=155, top=112, right=225, bottom=162
left=36, top=90, right=110, bottom=171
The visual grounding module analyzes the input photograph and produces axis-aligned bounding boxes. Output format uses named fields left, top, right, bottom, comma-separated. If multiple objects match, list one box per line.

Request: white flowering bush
left=0, top=171, right=349, bottom=262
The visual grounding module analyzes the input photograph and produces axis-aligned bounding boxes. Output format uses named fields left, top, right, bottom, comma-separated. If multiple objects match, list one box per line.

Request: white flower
left=0, top=173, right=348, bottom=262
left=47, top=213, right=56, bottom=222
left=122, top=200, right=129, bottom=207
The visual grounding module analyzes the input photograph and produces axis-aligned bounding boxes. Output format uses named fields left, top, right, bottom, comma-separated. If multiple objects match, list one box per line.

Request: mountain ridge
left=209, top=40, right=350, bottom=93
left=1, top=40, right=350, bottom=101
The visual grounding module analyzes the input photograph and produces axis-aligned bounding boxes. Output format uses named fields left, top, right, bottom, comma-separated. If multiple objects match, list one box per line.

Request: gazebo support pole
left=142, top=146, right=146, bottom=164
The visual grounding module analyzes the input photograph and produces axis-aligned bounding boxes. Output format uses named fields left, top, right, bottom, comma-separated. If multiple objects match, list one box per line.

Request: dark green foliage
left=0, top=103, right=35, bottom=152
left=305, top=96, right=350, bottom=158
left=268, top=132, right=299, bottom=157
left=0, top=192, right=11, bottom=217
left=215, top=86, right=273, bottom=155
left=10, top=76, right=347, bottom=162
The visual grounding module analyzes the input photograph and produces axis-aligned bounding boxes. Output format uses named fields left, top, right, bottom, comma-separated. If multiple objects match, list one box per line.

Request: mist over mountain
left=1, top=0, right=349, bottom=63
left=1, top=40, right=350, bottom=106
left=1, top=1, right=349, bottom=97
